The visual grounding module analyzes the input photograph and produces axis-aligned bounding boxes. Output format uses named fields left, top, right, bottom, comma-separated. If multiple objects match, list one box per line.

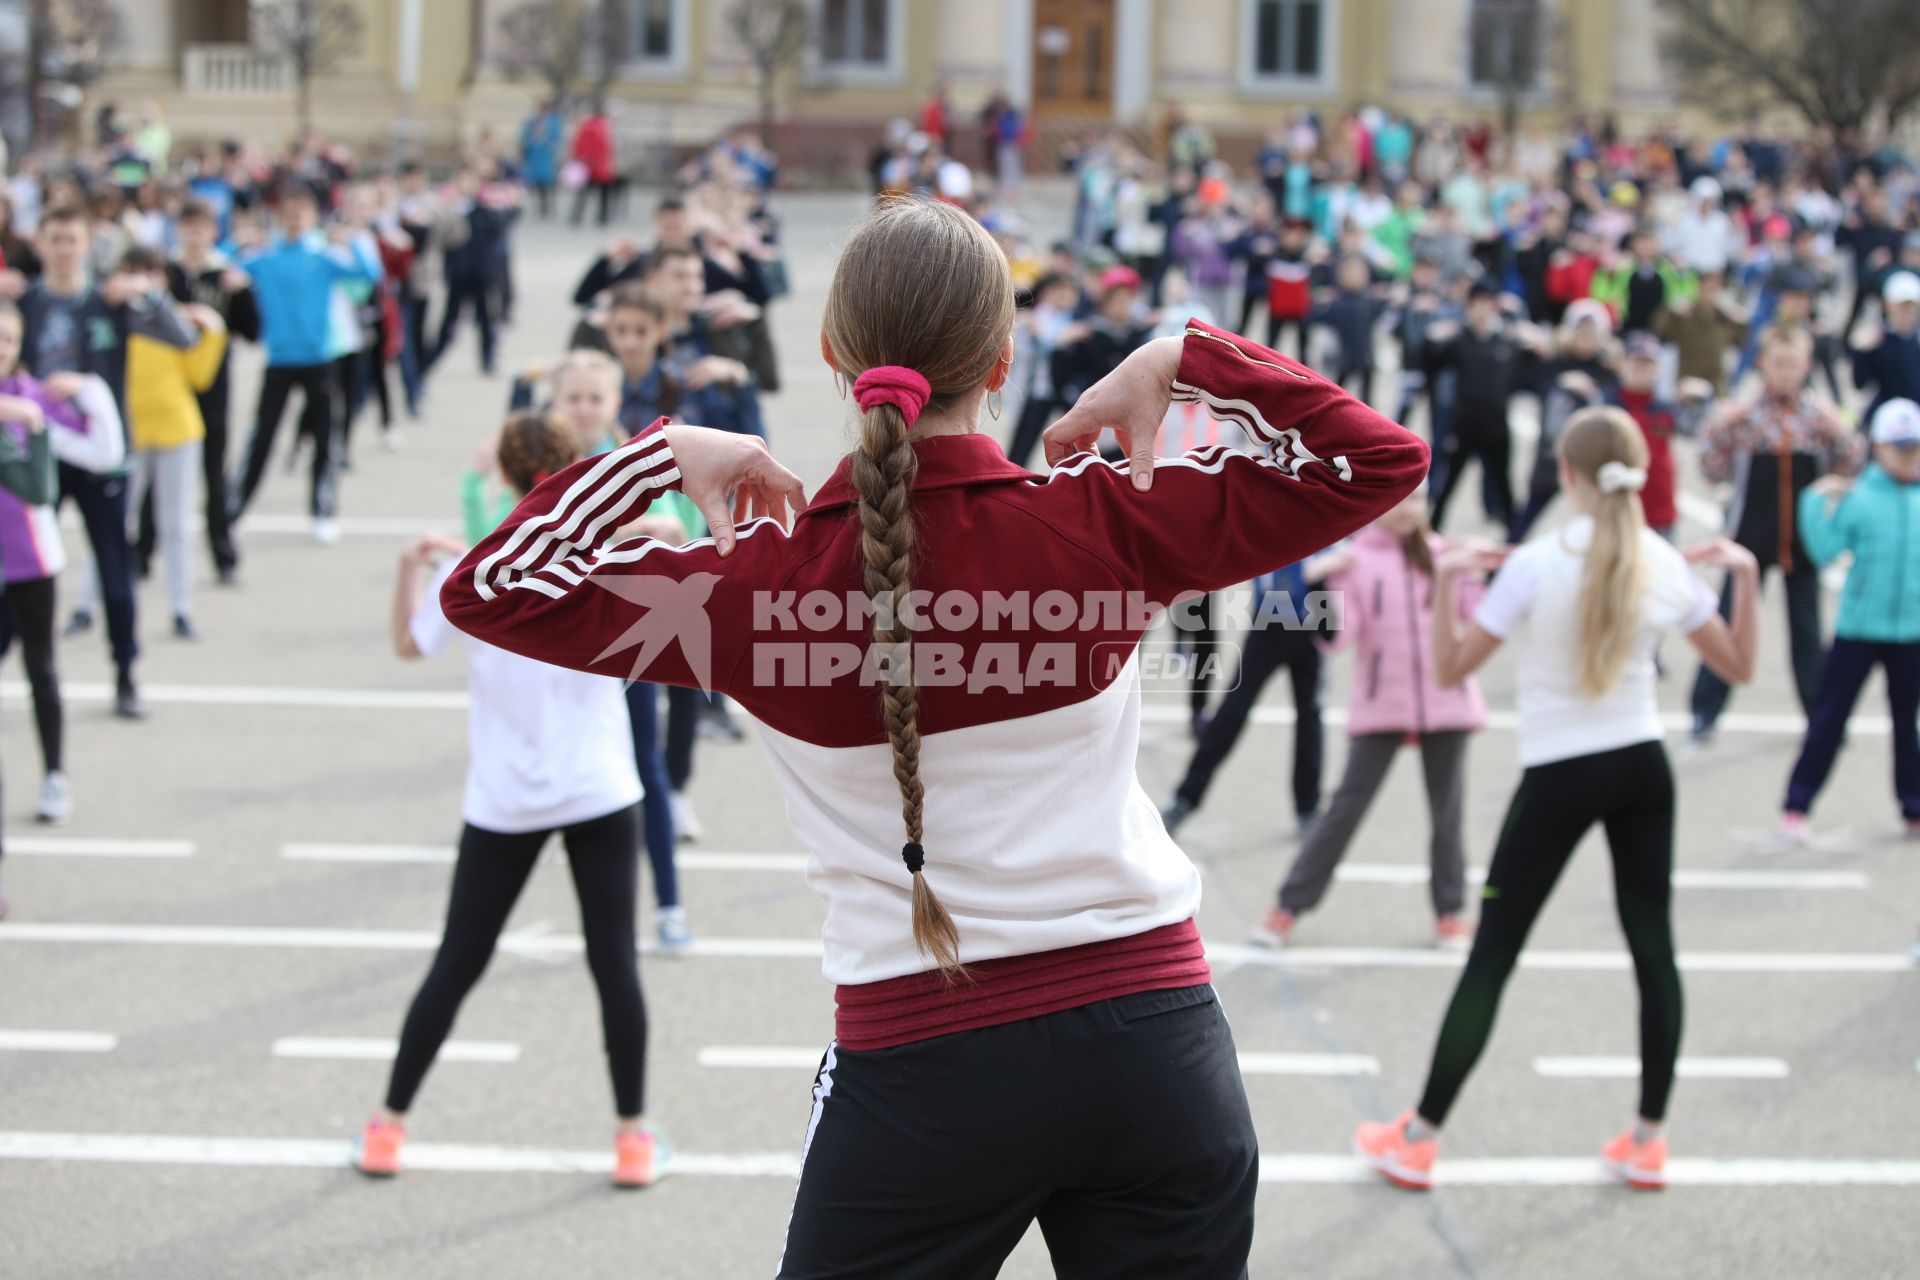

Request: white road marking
left=698, top=1047, right=823, bottom=1070
left=3, top=922, right=1907, bottom=972
left=0, top=681, right=466, bottom=711
left=1140, top=703, right=1879, bottom=737
left=283, top=843, right=453, bottom=864
left=0, top=681, right=1872, bottom=739
left=0, top=1031, right=117, bottom=1053
left=272, top=1037, right=519, bottom=1063
left=61, top=511, right=444, bottom=538
left=1336, top=863, right=1869, bottom=890
left=1534, top=1056, right=1790, bottom=1080
left=700, top=1046, right=1380, bottom=1076
left=282, top=843, right=810, bottom=872
left=5, top=838, right=196, bottom=859
left=4, top=1132, right=1918, bottom=1186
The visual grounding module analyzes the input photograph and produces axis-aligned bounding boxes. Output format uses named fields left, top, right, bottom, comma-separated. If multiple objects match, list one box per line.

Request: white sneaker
left=670, top=790, right=703, bottom=842
left=313, top=517, right=341, bottom=545
left=380, top=428, right=404, bottom=452
left=35, top=772, right=71, bottom=825
left=657, top=907, right=693, bottom=955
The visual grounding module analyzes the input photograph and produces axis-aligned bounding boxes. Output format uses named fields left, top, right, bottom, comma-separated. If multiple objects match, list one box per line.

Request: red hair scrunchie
left=852, top=365, right=933, bottom=427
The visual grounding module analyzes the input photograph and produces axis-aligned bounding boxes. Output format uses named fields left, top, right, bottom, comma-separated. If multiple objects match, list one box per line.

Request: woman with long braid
left=440, top=199, right=1427, bottom=1276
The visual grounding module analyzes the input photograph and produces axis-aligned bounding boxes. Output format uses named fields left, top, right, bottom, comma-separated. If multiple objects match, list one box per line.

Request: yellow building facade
left=94, top=0, right=1678, bottom=164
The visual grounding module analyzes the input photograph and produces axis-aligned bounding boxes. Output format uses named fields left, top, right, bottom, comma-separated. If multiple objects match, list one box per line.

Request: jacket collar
left=803, top=432, right=1039, bottom=516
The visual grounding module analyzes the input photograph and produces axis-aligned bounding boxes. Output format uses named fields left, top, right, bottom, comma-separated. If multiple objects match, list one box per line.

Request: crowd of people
left=2, top=88, right=1917, bottom=1266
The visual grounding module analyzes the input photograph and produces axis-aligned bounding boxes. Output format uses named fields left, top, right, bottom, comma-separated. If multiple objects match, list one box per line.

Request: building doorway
left=1032, top=0, right=1116, bottom=117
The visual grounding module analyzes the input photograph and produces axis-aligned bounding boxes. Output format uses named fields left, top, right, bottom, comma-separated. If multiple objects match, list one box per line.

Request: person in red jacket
left=439, top=198, right=1427, bottom=1277
left=1613, top=332, right=1679, bottom=537
left=1545, top=223, right=1601, bottom=315
left=570, top=104, right=618, bottom=229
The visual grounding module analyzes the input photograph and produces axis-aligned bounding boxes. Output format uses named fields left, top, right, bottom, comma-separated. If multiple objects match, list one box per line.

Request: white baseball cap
left=1882, top=271, right=1920, bottom=306
left=1870, top=398, right=1920, bottom=446
left=1689, top=176, right=1722, bottom=203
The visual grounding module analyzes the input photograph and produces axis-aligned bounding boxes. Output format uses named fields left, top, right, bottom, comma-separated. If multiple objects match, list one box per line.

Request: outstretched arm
left=439, top=423, right=806, bottom=691
left=1038, top=320, right=1430, bottom=603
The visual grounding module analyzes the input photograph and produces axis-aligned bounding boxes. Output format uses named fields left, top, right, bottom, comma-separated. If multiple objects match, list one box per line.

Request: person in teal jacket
left=1782, top=397, right=1920, bottom=836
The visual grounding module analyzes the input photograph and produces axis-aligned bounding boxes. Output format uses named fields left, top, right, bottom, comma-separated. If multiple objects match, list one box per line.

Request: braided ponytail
left=850, top=399, right=960, bottom=975
left=823, top=197, right=1016, bottom=980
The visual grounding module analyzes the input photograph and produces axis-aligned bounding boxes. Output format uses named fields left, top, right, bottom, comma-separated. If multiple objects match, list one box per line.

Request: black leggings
left=1417, top=740, right=1681, bottom=1126
left=385, top=804, right=647, bottom=1117
left=0, top=575, right=61, bottom=775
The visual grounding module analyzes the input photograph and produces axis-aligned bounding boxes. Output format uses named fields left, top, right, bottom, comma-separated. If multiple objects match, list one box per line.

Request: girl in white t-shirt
left=352, top=411, right=662, bottom=1189
left=1355, top=406, right=1761, bottom=1193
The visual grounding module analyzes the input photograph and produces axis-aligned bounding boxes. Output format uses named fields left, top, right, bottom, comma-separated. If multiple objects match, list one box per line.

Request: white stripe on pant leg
left=776, top=1041, right=838, bottom=1278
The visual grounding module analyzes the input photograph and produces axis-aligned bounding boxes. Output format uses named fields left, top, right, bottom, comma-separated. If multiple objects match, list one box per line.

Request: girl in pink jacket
left=1252, top=489, right=1487, bottom=949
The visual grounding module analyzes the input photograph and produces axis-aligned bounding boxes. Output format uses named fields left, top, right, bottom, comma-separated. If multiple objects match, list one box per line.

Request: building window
left=820, top=0, right=890, bottom=66
left=612, top=0, right=690, bottom=76
left=631, top=0, right=675, bottom=60
left=811, top=0, right=903, bottom=82
left=1468, top=0, right=1543, bottom=92
left=1241, top=0, right=1333, bottom=90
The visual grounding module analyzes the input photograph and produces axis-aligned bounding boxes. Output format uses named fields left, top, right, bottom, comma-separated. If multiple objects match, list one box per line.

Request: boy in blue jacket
left=1782, top=398, right=1920, bottom=839
left=228, top=183, right=378, bottom=544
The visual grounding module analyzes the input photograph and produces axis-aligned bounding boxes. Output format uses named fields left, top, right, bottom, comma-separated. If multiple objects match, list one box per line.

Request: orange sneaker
left=1249, top=907, right=1296, bottom=948
left=1434, top=915, right=1474, bottom=951
left=1602, top=1127, right=1667, bottom=1190
left=612, top=1127, right=660, bottom=1189
left=1353, top=1110, right=1436, bottom=1190
left=351, top=1118, right=404, bottom=1178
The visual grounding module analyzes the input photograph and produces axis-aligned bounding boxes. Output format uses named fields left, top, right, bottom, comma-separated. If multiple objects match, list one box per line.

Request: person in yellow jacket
left=106, top=246, right=227, bottom=639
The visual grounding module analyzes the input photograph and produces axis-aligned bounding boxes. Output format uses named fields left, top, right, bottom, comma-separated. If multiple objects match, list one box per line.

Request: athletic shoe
left=113, top=675, right=147, bottom=721
left=657, top=907, right=693, bottom=955
left=1353, top=1111, right=1436, bottom=1190
left=669, top=790, right=703, bottom=843
left=1601, top=1127, right=1667, bottom=1190
left=381, top=428, right=404, bottom=452
left=698, top=702, right=746, bottom=743
left=1905, top=819, right=1920, bottom=841
left=62, top=609, right=92, bottom=638
left=313, top=517, right=341, bottom=546
left=35, top=773, right=71, bottom=825
left=173, top=614, right=199, bottom=641
left=1160, top=796, right=1196, bottom=836
left=612, top=1127, right=660, bottom=1188
left=352, top=1118, right=405, bottom=1177
left=1249, top=907, right=1296, bottom=948
left=216, top=564, right=241, bottom=588
left=1434, top=915, right=1473, bottom=951
left=1779, top=811, right=1811, bottom=843
left=1297, top=810, right=1320, bottom=840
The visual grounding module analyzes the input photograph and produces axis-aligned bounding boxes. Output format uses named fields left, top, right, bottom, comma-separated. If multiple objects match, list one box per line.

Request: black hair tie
left=901, top=841, right=925, bottom=874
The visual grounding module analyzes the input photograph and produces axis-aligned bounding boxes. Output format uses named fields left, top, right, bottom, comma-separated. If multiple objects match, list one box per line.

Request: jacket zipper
left=1404, top=563, right=1428, bottom=733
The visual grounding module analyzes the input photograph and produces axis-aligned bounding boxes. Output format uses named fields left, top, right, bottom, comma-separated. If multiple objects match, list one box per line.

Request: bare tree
left=495, top=0, right=592, bottom=102
left=727, top=0, right=811, bottom=147
left=1657, top=0, right=1920, bottom=139
left=24, top=0, right=127, bottom=146
left=249, top=0, right=365, bottom=138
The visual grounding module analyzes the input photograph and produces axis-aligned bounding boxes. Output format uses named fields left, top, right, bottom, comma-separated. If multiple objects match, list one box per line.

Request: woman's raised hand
left=1042, top=336, right=1183, bottom=490
left=660, top=424, right=807, bottom=556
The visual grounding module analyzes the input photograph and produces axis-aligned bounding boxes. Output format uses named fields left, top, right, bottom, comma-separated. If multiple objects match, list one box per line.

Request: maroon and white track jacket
left=443, top=321, right=1428, bottom=1001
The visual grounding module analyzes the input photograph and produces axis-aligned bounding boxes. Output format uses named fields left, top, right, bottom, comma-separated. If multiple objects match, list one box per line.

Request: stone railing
left=182, top=44, right=292, bottom=95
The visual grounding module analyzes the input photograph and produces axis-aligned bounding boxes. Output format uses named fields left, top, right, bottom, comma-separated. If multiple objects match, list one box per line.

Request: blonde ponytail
left=1560, top=407, right=1649, bottom=700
